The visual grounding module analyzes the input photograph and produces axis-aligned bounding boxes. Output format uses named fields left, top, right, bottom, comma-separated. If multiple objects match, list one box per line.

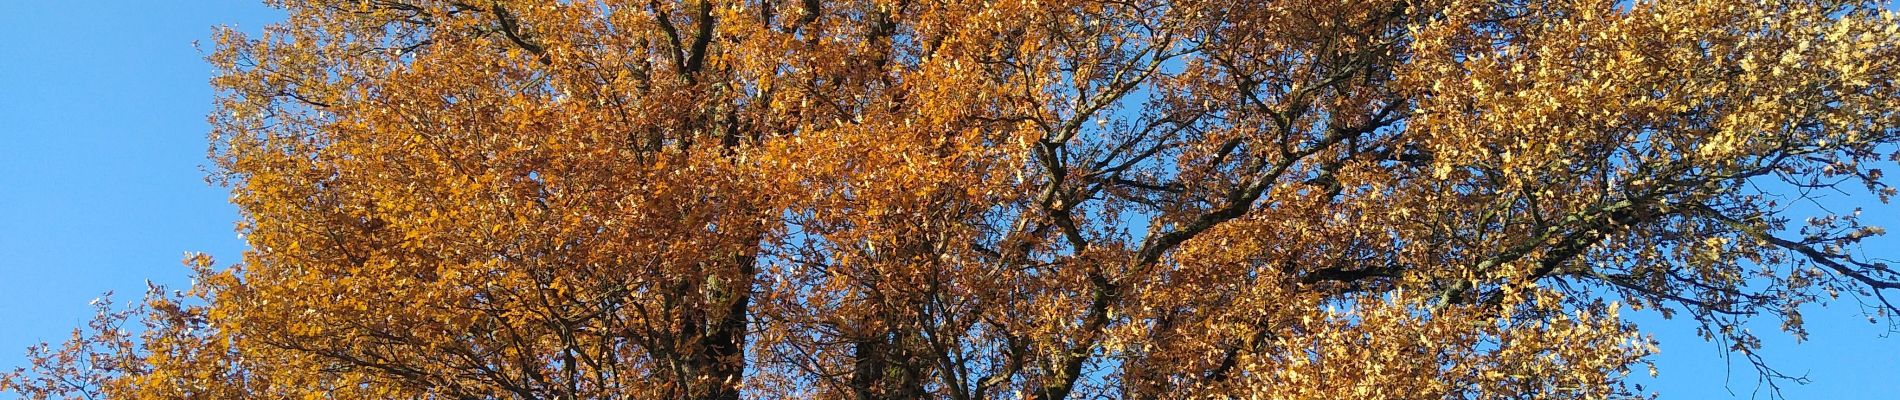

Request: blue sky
left=1, top=2, right=1895, bottom=398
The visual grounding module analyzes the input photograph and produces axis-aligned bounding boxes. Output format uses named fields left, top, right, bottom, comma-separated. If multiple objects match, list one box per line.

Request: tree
left=6, top=0, right=1900, bottom=398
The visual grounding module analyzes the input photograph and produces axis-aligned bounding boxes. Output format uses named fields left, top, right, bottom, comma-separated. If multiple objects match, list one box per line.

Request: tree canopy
left=7, top=0, right=1900, bottom=398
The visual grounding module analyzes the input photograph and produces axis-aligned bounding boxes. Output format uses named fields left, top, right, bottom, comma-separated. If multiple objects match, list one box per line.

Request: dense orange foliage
left=7, top=0, right=1900, bottom=398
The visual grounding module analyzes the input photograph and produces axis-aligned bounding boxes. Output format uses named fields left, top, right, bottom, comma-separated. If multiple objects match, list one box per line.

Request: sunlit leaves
left=7, top=0, right=1900, bottom=399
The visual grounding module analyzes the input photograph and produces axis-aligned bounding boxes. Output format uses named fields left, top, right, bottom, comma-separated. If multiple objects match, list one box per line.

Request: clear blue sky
left=1, top=2, right=1895, bottom=398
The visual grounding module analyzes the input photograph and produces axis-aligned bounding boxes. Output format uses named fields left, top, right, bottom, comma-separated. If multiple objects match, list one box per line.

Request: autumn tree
left=7, top=0, right=1900, bottom=398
